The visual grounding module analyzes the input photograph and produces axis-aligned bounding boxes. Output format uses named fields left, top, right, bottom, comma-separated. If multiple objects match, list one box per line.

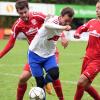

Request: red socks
left=74, top=85, right=100, bottom=100
left=85, top=86, right=100, bottom=100
left=74, top=85, right=84, bottom=100
left=16, top=83, right=27, bottom=100
left=53, top=79, right=64, bottom=100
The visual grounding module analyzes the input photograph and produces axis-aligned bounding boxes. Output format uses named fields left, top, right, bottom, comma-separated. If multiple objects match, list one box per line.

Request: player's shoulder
left=88, top=18, right=97, bottom=23
left=47, top=16, right=59, bottom=24
left=13, top=18, right=22, bottom=27
left=12, top=18, right=22, bottom=30
left=29, top=11, right=46, bottom=18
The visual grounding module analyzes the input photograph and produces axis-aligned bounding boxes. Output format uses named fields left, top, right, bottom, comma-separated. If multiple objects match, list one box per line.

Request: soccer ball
left=29, top=87, right=45, bottom=100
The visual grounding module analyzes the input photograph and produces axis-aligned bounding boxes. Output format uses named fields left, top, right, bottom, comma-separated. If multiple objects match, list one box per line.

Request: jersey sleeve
left=75, top=20, right=91, bottom=35
left=0, top=20, right=20, bottom=58
left=44, top=17, right=66, bottom=30
left=0, top=35, right=16, bottom=58
left=11, top=20, right=20, bottom=39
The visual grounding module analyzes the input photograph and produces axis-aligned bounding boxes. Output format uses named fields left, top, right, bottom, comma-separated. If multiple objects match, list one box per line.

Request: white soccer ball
left=29, top=87, right=45, bottom=100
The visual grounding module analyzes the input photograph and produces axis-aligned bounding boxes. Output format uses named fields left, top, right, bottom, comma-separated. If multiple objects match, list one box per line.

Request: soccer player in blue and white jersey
left=28, top=7, right=74, bottom=100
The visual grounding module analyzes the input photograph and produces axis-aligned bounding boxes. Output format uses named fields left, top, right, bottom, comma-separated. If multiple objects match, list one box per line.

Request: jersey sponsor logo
left=31, top=19, right=37, bottom=25
left=90, top=30, right=100, bottom=37
left=26, top=27, right=38, bottom=35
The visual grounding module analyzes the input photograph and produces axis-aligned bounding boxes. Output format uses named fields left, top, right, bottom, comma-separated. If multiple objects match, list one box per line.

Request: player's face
left=17, top=7, right=29, bottom=22
left=59, top=14, right=72, bottom=26
left=96, top=2, right=100, bottom=18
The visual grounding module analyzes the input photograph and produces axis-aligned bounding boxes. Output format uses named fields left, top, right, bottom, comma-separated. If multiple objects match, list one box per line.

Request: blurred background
left=0, top=0, right=98, bottom=41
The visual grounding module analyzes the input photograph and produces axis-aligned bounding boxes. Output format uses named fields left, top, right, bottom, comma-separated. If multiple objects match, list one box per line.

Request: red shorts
left=81, top=57, right=100, bottom=82
left=23, top=63, right=30, bottom=71
left=24, top=49, right=59, bottom=71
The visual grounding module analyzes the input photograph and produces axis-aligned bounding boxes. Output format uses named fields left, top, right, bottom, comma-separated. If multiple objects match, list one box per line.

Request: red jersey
left=12, top=11, right=46, bottom=44
left=0, top=12, right=46, bottom=57
left=0, top=11, right=66, bottom=58
left=75, top=19, right=100, bottom=59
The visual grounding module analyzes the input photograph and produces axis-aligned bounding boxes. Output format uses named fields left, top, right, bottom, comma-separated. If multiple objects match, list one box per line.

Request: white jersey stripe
left=13, top=18, right=21, bottom=38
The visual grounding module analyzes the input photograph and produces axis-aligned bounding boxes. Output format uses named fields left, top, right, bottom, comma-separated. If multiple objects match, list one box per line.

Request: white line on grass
left=0, top=62, right=81, bottom=67
left=0, top=64, right=24, bottom=67
left=0, top=72, right=100, bottom=88
left=0, top=72, right=19, bottom=77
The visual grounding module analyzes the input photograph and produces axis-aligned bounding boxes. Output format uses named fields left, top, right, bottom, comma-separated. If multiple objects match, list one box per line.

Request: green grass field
left=0, top=40, right=100, bottom=100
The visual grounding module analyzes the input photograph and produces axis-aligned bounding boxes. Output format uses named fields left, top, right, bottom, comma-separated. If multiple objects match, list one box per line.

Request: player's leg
left=28, top=51, right=46, bottom=100
left=74, top=59, right=100, bottom=100
left=28, top=51, right=45, bottom=87
left=74, top=74, right=89, bottom=100
left=52, top=49, right=64, bottom=100
left=85, top=85, right=100, bottom=99
left=29, top=61, right=46, bottom=100
left=81, top=58, right=100, bottom=99
left=84, top=60, right=100, bottom=99
left=44, top=55, right=64, bottom=100
left=17, top=63, right=31, bottom=100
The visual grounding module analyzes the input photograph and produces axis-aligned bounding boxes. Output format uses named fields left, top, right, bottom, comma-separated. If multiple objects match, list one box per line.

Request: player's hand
left=61, top=38, right=69, bottom=49
left=74, top=33, right=80, bottom=39
left=65, top=25, right=71, bottom=31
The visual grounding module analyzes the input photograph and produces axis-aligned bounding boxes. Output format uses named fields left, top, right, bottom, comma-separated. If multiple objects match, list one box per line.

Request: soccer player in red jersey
left=0, top=0, right=69, bottom=100
left=74, top=1, right=100, bottom=100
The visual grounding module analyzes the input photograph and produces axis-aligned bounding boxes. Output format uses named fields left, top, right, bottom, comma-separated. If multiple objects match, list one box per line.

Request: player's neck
left=97, top=17, right=100, bottom=20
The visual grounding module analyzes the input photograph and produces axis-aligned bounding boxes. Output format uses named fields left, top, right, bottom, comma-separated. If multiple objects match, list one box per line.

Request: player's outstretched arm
left=74, top=22, right=90, bottom=39
left=0, top=35, right=16, bottom=58
left=45, top=22, right=71, bottom=31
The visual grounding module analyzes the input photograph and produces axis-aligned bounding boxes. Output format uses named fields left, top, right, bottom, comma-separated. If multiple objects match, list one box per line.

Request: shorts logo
left=86, top=72, right=90, bottom=76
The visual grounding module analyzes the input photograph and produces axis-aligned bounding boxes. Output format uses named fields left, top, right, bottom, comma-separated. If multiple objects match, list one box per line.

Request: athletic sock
left=52, top=79, right=64, bottom=100
left=85, top=86, right=100, bottom=100
left=16, top=83, right=27, bottom=100
left=74, top=85, right=84, bottom=100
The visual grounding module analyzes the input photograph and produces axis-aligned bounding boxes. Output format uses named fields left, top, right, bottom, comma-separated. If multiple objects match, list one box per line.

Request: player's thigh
left=19, top=70, right=31, bottom=83
left=30, top=63, right=44, bottom=77
left=78, top=74, right=90, bottom=87
left=44, top=55, right=58, bottom=72
left=83, top=59, right=100, bottom=82
left=81, top=57, right=91, bottom=74
left=55, top=48, right=59, bottom=64
left=19, top=63, right=31, bottom=82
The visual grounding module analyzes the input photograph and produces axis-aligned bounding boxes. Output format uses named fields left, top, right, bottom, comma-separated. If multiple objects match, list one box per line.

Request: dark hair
left=97, top=0, right=100, bottom=3
left=15, top=0, right=29, bottom=10
left=61, top=7, right=74, bottom=17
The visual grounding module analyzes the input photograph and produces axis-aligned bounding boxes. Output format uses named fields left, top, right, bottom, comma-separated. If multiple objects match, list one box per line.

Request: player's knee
left=77, top=74, right=89, bottom=87
left=48, top=67, right=59, bottom=81
left=35, top=76, right=45, bottom=88
left=19, top=75, right=26, bottom=84
left=19, top=71, right=31, bottom=84
left=77, top=79, right=84, bottom=87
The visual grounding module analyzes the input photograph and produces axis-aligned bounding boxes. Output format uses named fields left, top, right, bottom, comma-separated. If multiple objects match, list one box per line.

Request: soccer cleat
left=45, top=83, right=52, bottom=95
